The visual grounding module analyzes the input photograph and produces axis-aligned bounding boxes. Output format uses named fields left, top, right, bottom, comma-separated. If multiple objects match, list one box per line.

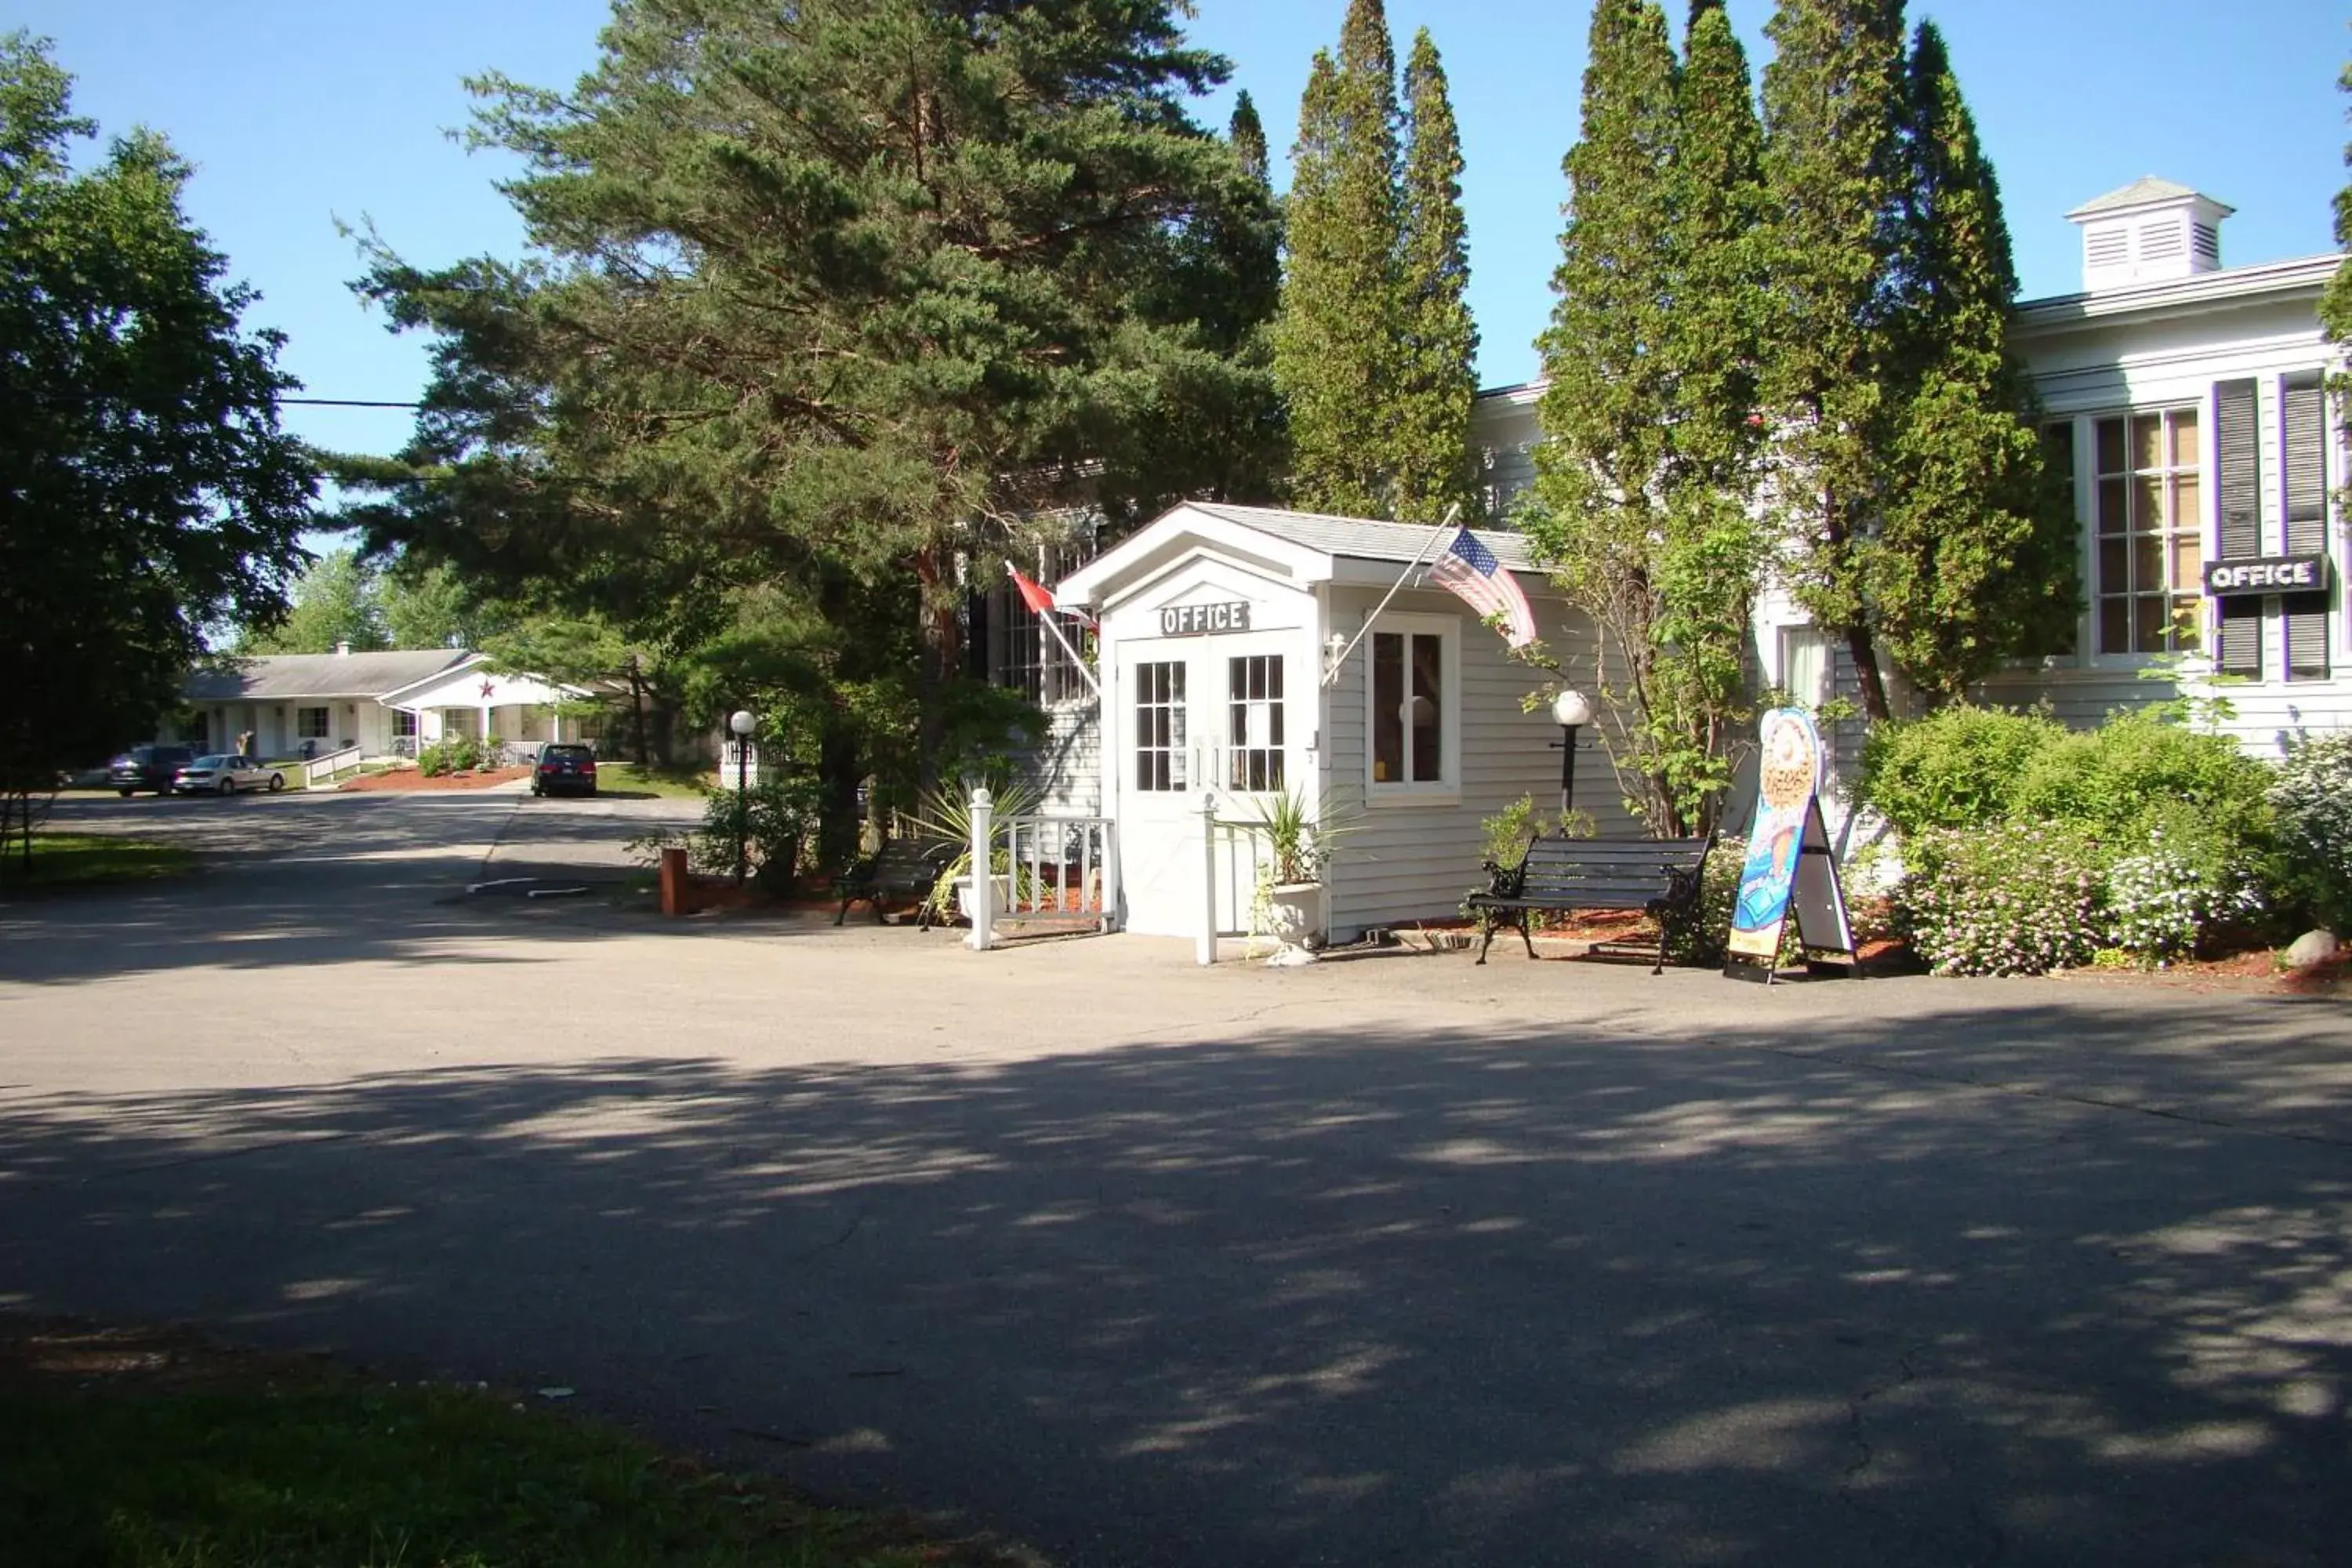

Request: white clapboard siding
left=1319, top=583, right=1640, bottom=939
left=1017, top=700, right=1103, bottom=817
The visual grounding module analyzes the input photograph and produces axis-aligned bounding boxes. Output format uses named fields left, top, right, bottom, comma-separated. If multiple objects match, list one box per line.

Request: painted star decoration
left=478, top=679, right=496, bottom=700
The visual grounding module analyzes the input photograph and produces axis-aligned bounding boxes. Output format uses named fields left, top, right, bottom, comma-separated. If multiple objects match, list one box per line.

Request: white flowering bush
left=2104, top=826, right=2263, bottom=964
left=1898, top=823, right=2105, bottom=976
left=2270, top=732, right=2352, bottom=932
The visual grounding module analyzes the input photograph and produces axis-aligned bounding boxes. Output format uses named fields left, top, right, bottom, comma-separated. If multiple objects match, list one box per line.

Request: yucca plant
left=905, top=776, right=1041, bottom=924
left=1240, top=786, right=1360, bottom=886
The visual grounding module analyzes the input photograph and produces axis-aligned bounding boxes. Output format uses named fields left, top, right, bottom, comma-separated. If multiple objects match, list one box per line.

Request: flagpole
left=1029, top=587, right=1103, bottom=700
left=1320, top=503, right=1459, bottom=689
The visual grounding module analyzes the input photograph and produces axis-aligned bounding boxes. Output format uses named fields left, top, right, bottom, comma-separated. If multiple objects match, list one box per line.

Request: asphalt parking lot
left=4, top=793, right=2350, bottom=1566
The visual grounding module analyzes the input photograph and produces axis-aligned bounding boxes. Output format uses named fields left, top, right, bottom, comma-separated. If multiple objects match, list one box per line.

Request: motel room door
left=1115, top=630, right=1298, bottom=939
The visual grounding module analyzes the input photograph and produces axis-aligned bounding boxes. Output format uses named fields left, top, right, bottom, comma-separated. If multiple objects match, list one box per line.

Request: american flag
left=1427, top=526, right=1537, bottom=648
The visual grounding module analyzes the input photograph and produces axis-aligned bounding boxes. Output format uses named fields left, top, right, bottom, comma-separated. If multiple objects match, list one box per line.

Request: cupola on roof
left=2067, top=177, right=2233, bottom=291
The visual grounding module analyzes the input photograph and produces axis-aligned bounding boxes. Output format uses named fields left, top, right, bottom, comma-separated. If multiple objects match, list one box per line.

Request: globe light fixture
left=1551, top=689, right=1592, bottom=829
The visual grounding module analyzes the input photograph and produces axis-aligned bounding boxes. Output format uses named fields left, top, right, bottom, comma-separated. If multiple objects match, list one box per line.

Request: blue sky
left=14, top=0, right=2350, bottom=466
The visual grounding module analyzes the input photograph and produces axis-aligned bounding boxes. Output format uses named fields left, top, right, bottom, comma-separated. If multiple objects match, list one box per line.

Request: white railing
left=962, top=789, right=1120, bottom=949
left=300, top=744, right=364, bottom=788
left=1000, top=814, right=1120, bottom=931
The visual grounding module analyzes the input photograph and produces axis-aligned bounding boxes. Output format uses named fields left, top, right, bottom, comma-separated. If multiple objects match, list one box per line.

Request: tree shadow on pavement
left=2, top=998, right=2349, bottom=1567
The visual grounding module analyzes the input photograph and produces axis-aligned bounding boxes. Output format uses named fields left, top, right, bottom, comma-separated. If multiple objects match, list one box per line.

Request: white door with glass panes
left=1116, top=634, right=1298, bottom=938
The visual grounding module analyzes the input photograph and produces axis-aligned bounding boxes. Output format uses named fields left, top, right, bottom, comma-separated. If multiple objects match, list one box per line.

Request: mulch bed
left=339, top=767, right=530, bottom=793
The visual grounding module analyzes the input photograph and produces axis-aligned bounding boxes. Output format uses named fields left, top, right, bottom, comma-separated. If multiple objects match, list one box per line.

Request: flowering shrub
left=2104, top=826, right=2263, bottom=964
left=2270, top=732, right=2352, bottom=932
left=1898, top=822, right=2104, bottom=976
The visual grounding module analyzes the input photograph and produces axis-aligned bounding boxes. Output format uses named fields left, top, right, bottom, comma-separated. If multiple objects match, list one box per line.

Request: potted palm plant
left=1243, top=787, right=1358, bottom=965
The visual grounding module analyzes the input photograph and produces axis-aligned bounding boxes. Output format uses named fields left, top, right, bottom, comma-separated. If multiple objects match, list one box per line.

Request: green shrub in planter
left=1898, top=822, right=2104, bottom=976
left=2270, top=731, right=2352, bottom=931
left=1857, top=706, right=2064, bottom=837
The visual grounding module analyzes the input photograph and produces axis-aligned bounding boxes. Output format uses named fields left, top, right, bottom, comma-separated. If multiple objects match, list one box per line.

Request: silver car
left=172, top=754, right=286, bottom=796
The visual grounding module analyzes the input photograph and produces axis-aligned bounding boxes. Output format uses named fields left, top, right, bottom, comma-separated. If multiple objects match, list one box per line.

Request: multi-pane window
left=1134, top=661, right=1186, bottom=792
left=2095, top=408, right=2202, bottom=655
left=1226, top=655, right=1285, bottom=792
left=393, top=710, right=418, bottom=738
left=297, top=706, right=332, bottom=739
left=985, top=539, right=1096, bottom=706
left=1370, top=630, right=1444, bottom=786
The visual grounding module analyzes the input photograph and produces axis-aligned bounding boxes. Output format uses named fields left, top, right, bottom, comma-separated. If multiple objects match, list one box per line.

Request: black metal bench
left=835, top=839, right=956, bottom=927
left=1465, top=835, right=1713, bottom=971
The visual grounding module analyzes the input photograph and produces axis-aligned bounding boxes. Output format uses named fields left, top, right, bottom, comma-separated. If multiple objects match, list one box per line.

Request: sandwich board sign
left=1722, top=708, right=1862, bottom=983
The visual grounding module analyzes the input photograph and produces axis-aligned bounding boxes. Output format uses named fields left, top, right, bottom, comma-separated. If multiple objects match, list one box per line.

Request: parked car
left=108, top=744, right=198, bottom=797
left=172, top=754, right=286, bottom=797
left=531, top=742, right=598, bottom=797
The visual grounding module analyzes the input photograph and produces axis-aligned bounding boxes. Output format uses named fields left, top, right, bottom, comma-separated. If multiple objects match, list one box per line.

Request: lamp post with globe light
left=728, top=709, right=756, bottom=884
left=1551, top=689, right=1592, bottom=832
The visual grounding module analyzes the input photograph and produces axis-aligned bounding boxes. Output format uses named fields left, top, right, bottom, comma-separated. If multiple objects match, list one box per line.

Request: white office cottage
left=1047, top=504, right=1633, bottom=944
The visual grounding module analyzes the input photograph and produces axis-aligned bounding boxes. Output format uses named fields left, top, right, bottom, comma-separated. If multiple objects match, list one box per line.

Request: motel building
left=971, top=180, right=2351, bottom=946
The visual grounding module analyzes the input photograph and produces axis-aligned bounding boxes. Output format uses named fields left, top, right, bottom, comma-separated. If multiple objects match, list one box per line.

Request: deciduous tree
left=0, top=35, right=313, bottom=865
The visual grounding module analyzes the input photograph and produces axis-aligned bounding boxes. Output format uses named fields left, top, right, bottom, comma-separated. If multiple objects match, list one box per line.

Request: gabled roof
left=186, top=650, right=475, bottom=702
left=1180, top=503, right=1541, bottom=572
left=2067, top=176, right=2232, bottom=220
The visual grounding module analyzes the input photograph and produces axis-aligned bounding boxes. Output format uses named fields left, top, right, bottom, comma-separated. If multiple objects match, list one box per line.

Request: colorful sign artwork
left=1726, top=708, right=1823, bottom=962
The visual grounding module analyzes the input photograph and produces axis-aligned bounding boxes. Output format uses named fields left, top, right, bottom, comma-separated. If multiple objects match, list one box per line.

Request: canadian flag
left=1010, top=566, right=1095, bottom=627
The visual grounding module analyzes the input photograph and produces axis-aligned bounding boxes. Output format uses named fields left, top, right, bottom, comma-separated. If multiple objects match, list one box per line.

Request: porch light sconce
left=1322, top=633, right=1350, bottom=682
left=1551, top=689, right=1592, bottom=832
left=728, top=709, right=757, bottom=885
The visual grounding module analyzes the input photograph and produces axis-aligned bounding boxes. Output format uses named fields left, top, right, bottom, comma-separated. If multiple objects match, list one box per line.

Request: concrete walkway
left=3, top=804, right=2350, bottom=1566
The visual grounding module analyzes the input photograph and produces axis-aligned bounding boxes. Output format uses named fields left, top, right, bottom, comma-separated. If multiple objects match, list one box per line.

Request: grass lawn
left=0, top=833, right=196, bottom=893
left=595, top=762, right=717, bottom=800
left=0, top=1319, right=1009, bottom=1568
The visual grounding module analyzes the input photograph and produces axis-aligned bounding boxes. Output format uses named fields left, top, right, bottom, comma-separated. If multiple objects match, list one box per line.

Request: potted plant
left=1242, top=787, right=1358, bottom=965
left=906, top=777, right=1040, bottom=926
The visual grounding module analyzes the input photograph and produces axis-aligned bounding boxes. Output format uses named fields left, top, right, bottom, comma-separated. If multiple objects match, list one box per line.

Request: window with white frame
left=1134, top=660, right=1186, bottom=792
left=1225, top=655, right=1285, bottom=792
left=393, top=710, right=417, bottom=738
left=983, top=535, right=1097, bottom=706
left=296, top=706, right=331, bottom=739
left=2094, top=406, right=2203, bottom=655
left=1366, top=616, right=1455, bottom=794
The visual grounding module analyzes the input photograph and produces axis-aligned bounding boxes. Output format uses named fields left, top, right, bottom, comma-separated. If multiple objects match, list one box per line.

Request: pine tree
left=1869, top=21, right=2077, bottom=702
left=1272, top=0, right=1408, bottom=516
left=1395, top=28, right=1479, bottom=523
left=342, top=0, right=1259, bottom=858
left=1756, top=0, right=1910, bottom=720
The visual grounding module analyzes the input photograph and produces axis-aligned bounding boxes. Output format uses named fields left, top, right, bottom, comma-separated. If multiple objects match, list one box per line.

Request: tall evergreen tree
left=1756, top=0, right=1909, bottom=720
left=343, top=0, right=1259, bottom=862
left=1870, top=21, right=2076, bottom=702
left=1667, top=0, right=1769, bottom=492
left=1395, top=28, right=1479, bottom=522
left=1528, top=0, right=1764, bottom=837
left=1272, top=0, right=1409, bottom=516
